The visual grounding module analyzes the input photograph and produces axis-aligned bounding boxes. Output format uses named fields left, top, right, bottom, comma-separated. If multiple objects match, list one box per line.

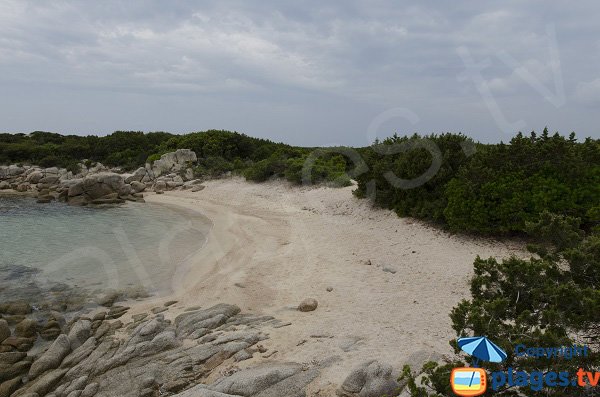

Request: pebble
left=298, top=298, right=318, bottom=312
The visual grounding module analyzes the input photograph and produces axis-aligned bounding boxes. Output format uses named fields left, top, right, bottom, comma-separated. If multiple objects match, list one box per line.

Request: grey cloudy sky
left=1, top=1, right=599, bottom=146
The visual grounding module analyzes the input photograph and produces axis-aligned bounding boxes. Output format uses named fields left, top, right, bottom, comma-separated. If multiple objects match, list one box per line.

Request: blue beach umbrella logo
left=450, top=337, right=507, bottom=396
left=458, top=336, right=507, bottom=367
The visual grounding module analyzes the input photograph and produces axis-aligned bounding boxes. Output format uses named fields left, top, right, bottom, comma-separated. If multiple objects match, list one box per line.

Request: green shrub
left=355, top=130, right=599, bottom=235
left=354, top=133, right=474, bottom=222
left=38, top=155, right=60, bottom=168
left=193, top=156, right=234, bottom=178
left=285, top=152, right=352, bottom=186
left=444, top=130, right=600, bottom=234
left=65, top=162, right=81, bottom=175
left=404, top=217, right=600, bottom=397
left=147, top=153, right=162, bottom=164
left=242, top=159, right=272, bottom=182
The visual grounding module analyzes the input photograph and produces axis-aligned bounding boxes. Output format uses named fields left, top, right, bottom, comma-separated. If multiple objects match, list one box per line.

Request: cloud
left=574, top=78, right=600, bottom=105
left=0, top=1, right=598, bottom=144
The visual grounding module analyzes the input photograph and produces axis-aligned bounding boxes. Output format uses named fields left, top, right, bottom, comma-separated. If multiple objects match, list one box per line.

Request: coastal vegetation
left=348, top=128, right=600, bottom=396
left=354, top=129, right=600, bottom=235
left=2, top=128, right=599, bottom=396
left=0, top=130, right=352, bottom=186
left=401, top=213, right=600, bottom=397
left=5, top=128, right=596, bottom=235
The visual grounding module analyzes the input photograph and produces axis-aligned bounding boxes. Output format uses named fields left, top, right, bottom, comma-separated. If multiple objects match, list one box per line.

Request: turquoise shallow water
left=0, top=195, right=210, bottom=300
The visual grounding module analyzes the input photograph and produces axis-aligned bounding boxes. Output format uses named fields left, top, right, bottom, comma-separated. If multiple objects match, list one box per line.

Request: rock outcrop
left=0, top=320, right=10, bottom=343
left=336, top=360, right=400, bottom=397
left=152, top=149, right=197, bottom=177
left=8, top=304, right=323, bottom=397
left=62, top=172, right=145, bottom=206
left=1, top=297, right=402, bottom=397
left=0, top=163, right=145, bottom=206
left=0, top=149, right=208, bottom=203
left=28, top=334, right=71, bottom=379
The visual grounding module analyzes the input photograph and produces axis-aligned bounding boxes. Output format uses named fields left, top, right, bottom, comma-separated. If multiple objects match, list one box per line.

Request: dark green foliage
left=355, top=129, right=600, bottom=235
left=193, top=156, right=234, bottom=178
left=242, top=159, right=275, bottom=182
left=403, top=215, right=600, bottom=397
left=146, top=153, right=162, bottom=164
left=525, top=211, right=585, bottom=257
left=0, top=129, right=358, bottom=186
left=242, top=153, right=289, bottom=182
left=444, top=130, right=600, bottom=234
left=354, top=133, right=474, bottom=222
left=284, top=150, right=353, bottom=187
left=0, top=130, right=175, bottom=171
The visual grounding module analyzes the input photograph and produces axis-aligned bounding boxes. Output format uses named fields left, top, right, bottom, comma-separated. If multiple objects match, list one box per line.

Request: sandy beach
left=121, top=177, right=528, bottom=391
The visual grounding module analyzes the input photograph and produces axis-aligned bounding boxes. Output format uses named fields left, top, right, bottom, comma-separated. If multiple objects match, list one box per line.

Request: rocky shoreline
left=0, top=149, right=206, bottom=207
left=0, top=298, right=401, bottom=397
left=1, top=151, right=409, bottom=396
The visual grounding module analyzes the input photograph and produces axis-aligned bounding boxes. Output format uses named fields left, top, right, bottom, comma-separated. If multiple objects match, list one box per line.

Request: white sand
left=133, top=178, right=526, bottom=391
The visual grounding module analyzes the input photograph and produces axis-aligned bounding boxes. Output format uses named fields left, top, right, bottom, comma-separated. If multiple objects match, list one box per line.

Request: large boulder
left=0, top=302, right=32, bottom=315
left=14, top=319, right=37, bottom=338
left=211, top=363, right=304, bottom=396
left=66, top=179, right=85, bottom=197
left=124, top=167, right=150, bottom=183
left=87, top=162, right=108, bottom=174
left=0, top=376, right=22, bottom=397
left=82, top=178, right=112, bottom=200
left=152, top=149, right=197, bottom=178
left=7, top=165, right=25, bottom=177
left=154, top=180, right=167, bottom=192
left=118, top=184, right=132, bottom=197
left=0, top=320, right=10, bottom=343
left=175, top=304, right=241, bottom=337
left=92, top=173, right=124, bottom=191
left=129, top=181, right=146, bottom=193
left=68, top=320, right=91, bottom=350
left=67, top=195, right=88, bottom=206
left=67, top=173, right=126, bottom=202
left=44, top=167, right=60, bottom=175
left=26, top=171, right=44, bottom=184
left=39, top=175, right=60, bottom=185
left=28, top=334, right=71, bottom=379
left=337, top=360, right=400, bottom=397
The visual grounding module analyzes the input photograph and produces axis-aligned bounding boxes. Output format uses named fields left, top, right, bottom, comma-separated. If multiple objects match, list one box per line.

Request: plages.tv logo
left=450, top=336, right=507, bottom=397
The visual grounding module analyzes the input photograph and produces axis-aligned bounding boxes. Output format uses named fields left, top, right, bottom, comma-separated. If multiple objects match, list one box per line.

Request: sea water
left=0, top=195, right=210, bottom=303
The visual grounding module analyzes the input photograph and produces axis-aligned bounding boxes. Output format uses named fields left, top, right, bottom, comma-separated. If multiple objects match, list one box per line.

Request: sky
left=0, top=1, right=599, bottom=146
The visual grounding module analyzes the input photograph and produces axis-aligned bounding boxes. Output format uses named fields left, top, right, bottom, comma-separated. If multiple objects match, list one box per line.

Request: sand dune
left=137, top=177, right=526, bottom=391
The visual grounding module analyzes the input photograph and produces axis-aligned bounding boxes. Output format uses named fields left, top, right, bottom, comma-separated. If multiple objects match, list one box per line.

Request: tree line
left=0, top=130, right=351, bottom=186
left=2, top=127, right=599, bottom=395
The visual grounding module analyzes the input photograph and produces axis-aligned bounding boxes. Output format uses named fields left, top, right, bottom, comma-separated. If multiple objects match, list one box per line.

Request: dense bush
left=0, top=130, right=174, bottom=171
left=284, top=150, right=353, bottom=186
left=355, top=129, right=600, bottom=235
left=354, top=133, right=475, bottom=222
left=402, top=214, right=600, bottom=397
left=444, top=130, right=600, bottom=234
left=242, top=153, right=289, bottom=182
left=193, top=156, right=235, bottom=178
left=0, top=130, right=357, bottom=186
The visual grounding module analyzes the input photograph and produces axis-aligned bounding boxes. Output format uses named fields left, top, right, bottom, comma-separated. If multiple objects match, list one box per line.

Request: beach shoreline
left=120, top=177, right=527, bottom=390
